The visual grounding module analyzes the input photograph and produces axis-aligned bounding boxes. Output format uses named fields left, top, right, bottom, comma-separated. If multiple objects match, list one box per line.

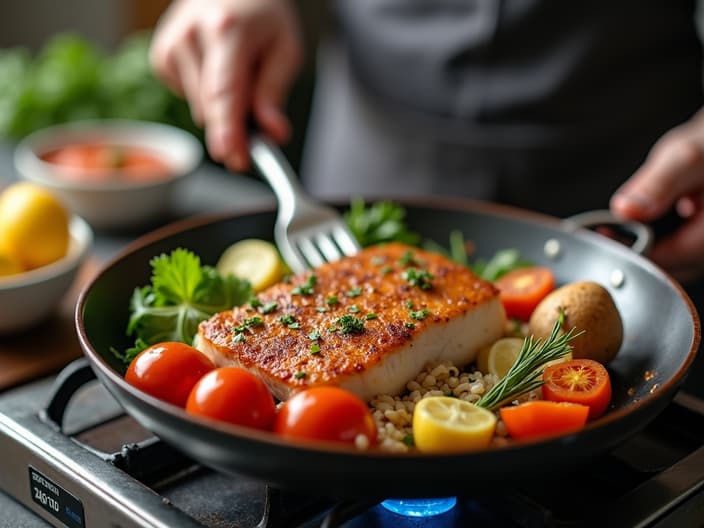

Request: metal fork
left=249, top=134, right=360, bottom=273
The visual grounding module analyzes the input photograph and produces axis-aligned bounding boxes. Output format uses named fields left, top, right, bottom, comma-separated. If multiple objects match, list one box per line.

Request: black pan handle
left=562, top=210, right=654, bottom=255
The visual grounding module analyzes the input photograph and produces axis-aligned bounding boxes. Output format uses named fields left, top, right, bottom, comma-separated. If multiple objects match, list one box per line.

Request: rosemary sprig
left=476, top=313, right=583, bottom=411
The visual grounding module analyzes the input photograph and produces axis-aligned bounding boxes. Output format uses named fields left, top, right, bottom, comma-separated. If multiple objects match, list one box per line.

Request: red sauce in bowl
left=41, top=143, right=172, bottom=183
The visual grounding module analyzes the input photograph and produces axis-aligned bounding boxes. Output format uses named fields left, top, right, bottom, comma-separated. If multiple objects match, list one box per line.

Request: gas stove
left=1, top=358, right=703, bottom=528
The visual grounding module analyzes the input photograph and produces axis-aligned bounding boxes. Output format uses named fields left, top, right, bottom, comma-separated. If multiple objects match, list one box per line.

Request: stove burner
left=1, top=358, right=703, bottom=527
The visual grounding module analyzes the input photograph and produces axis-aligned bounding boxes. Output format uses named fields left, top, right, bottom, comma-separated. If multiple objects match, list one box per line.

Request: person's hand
left=150, top=0, right=303, bottom=171
left=610, top=109, right=704, bottom=283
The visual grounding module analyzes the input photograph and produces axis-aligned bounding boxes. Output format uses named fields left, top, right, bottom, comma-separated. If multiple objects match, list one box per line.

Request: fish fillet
left=196, top=242, right=506, bottom=402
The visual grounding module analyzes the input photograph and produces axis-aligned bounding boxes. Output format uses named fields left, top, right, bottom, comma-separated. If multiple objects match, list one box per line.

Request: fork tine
left=315, top=231, right=344, bottom=262
left=297, top=236, right=325, bottom=269
left=331, top=224, right=361, bottom=256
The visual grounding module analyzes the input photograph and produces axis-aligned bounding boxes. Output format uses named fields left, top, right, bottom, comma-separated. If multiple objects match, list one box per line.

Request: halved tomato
left=500, top=400, right=589, bottom=440
left=494, top=266, right=555, bottom=321
left=542, top=359, right=612, bottom=420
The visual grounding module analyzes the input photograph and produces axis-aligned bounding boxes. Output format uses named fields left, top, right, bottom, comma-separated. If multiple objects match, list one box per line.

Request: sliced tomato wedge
left=542, top=359, right=612, bottom=420
left=499, top=401, right=589, bottom=440
left=494, top=266, right=555, bottom=321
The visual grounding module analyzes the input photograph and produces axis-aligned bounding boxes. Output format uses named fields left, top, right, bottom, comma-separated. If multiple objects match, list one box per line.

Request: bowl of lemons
left=0, top=181, right=93, bottom=334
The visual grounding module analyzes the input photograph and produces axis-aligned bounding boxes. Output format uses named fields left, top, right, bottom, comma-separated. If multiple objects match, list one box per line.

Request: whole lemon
left=0, top=182, right=70, bottom=270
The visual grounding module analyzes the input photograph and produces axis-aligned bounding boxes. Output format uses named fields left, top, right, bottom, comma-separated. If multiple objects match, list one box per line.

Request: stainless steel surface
left=250, top=134, right=360, bottom=273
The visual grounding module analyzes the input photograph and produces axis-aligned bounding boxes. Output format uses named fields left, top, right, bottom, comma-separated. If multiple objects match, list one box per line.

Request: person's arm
left=150, top=0, right=303, bottom=171
left=610, top=109, right=704, bottom=283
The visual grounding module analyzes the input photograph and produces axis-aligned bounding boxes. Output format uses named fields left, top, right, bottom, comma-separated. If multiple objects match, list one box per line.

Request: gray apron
left=301, top=0, right=703, bottom=217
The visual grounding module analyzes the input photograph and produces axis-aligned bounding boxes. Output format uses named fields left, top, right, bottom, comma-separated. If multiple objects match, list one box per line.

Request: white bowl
left=0, top=215, right=93, bottom=334
left=14, top=120, right=203, bottom=230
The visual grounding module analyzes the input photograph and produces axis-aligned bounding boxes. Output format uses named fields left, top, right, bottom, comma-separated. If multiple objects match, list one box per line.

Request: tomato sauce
left=41, top=143, right=172, bottom=183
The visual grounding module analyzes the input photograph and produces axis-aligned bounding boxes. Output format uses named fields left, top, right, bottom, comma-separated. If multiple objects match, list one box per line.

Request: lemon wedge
left=0, top=251, right=24, bottom=277
left=216, top=239, right=284, bottom=292
left=412, top=396, right=497, bottom=453
left=0, top=182, right=69, bottom=270
left=487, top=337, right=524, bottom=379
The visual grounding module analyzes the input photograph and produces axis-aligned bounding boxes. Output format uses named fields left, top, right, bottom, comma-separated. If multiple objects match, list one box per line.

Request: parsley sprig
left=118, top=249, right=251, bottom=363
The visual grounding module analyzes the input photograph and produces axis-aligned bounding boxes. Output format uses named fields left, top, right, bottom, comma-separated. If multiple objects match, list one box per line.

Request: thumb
left=611, top=127, right=704, bottom=222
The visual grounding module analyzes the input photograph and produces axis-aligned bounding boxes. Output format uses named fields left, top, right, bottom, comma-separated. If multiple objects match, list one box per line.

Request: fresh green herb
left=260, top=301, right=279, bottom=315
left=326, top=295, right=340, bottom=306
left=310, top=343, right=321, bottom=355
left=316, top=306, right=328, bottom=313
left=328, top=326, right=339, bottom=333
left=0, top=32, right=199, bottom=141
left=335, top=315, right=365, bottom=335
left=292, top=275, right=317, bottom=296
left=344, top=198, right=420, bottom=247
left=308, top=329, right=321, bottom=341
left=295, top=371, right=307, bottom=379
left=405, top=300, right=414, bottom=309
left=365, top=312, right=378, bottom=320
left=233, top=316, right=263, bottom=334
left=347, top=305, right=361, bottom=313
left=279, top=314, right=300, bottom=329
left=402, top=268, right=434, bottom=290
left=381, top=266, right=392, bottom=275
left=122, top=249, right=251, bottom=361
left=409, top=309, right=430, bottom=321
left=476, top=314, right=583, bottom=411
left=233, top=333, right=247, bottom=344
left=472, top=249, right=533, bottom=282
left=346, top=287, right=362, bottom=298
left=398, top=250, right=420, bottom=267
left=249, top=297, right=263, bottom=309
left=402, top=434, right=415, bottom=447
left=404, top=322, right=416, bottom=329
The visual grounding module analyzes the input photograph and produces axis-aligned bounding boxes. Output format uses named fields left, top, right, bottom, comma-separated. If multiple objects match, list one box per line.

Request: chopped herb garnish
left=381, top=266, right=392, bottom=275
left=316, top=306, right=328, bottom=313
left=308, top=329, right=321, bottom=341
left=336, top=315, right=365, bottom=335
left=404, top=322, right=416, bottom=329
left=292, top=274, right=317, bottom=295
left=365, top=312, right=378, bottom=320
left=326, top=295, right=339, bottom=306
left=405, top=300, right=414, bottom=309
left=370, top=256, right=386, bottom=266
left=249, top=296, right=263, bottom=309
left=233, top=333, right=246, bottom=343
left=233, top=316, right=263, bottom=334
left=402, top=434, right=415, bottom=447
left=347, top=304, right=361, bottom=313
left=402, top=268, right=434, bottom=290
left=398, top=250, right=419, bottom=267
left=328, top=326, right=339, bottom=333
left=279, top=314, right=300, bottom=329
left=295, top=371, right=307, bottom=379
left=346, top=286, right=362, bottom=298
left=260, top=301, right=279, bottom=314
left=310, top=343, right=321, bottom=354
left=409, top=309, right=430, bottom=321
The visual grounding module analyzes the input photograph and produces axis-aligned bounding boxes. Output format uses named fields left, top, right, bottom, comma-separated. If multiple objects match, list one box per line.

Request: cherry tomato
left=542, top=358, right=612, bottom=420
left=494, top=266, right=555, bottom=321
left=125, top=342, right=215, bottom=407
left=499, top=401, right=589, bottom=440
left=274, top=387, right=377, bottom=445
left=186, top=367, right=276, bottom=430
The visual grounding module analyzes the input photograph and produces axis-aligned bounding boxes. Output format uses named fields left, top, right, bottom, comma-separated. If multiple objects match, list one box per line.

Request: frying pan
left=75, top=199, right=700, bottom=498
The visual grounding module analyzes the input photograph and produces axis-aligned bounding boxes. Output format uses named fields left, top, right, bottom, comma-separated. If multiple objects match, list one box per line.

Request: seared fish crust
left=197, top=242, right=506, bottom=401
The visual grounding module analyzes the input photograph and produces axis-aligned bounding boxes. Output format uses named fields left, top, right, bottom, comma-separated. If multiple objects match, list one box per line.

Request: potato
left=528, top=281, right=623, bottom=364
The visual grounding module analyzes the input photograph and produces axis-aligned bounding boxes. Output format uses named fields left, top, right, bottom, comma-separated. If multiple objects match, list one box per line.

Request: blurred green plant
left=0, top=32, right=201, bottom=140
